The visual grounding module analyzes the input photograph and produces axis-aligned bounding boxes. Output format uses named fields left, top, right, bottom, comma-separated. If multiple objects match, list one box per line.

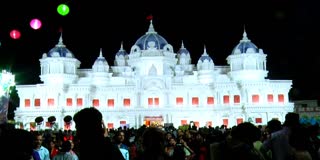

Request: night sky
left=0, top=0, right=319, bottom=101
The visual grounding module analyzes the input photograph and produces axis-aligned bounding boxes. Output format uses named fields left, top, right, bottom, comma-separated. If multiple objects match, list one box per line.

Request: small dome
left=93, top=49, right=109, bottom=72
left=134, top=20, right=168, bottom=50
left=198, top=47, right=213, bottom=62
left=177, top=41, right=190, bottom=55
left=231, top=30, right=259, bottom=55
left=94, top=49, right=109, bottom=66
left=116, top=43, right=128, bottom=57
left=47, top=34, right=74, bottom=58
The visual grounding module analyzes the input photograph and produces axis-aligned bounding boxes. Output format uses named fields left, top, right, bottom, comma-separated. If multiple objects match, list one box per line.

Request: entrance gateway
left=144, top=116, right=163, bottom=127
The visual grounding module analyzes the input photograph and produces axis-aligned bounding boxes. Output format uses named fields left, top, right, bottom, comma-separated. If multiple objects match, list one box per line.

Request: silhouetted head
left=283, top=112, right=300, bottom=127
left=231, top=122, right=261, bottom=145
left=267, top=119, right=282, bottom=133
left=60, top=140, right=72, bottom=152
left=73, top=107, right=104, bottom=137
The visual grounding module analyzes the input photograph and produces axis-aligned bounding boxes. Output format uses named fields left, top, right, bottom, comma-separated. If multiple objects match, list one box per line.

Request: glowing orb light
left=57, top=4, right=70, bottom=16
left=30, top=18, right=42, bottom=30
left=10, top=29, right=21, bottom=40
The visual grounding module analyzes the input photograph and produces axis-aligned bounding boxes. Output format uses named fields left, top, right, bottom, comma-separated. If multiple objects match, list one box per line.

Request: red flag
left=58, top=26, right=63, bottom=33
left=146, top=15, right=153, bottom=20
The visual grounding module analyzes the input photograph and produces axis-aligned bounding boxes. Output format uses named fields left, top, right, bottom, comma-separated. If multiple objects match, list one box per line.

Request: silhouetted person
left=137, top=127, right=167, bottom=160
left=73, top=107, right=124, bottom=160
left=52, top=140, right=78, bottom=160
left=0, top=125, right=34, bottom=160
left=261, top=112, right=301, bottom=160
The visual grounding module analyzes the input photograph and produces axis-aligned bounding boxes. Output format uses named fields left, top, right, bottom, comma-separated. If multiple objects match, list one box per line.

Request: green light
left=0, top=70, right=15, bottom=97
left=57, top=4, right=70, bottom=16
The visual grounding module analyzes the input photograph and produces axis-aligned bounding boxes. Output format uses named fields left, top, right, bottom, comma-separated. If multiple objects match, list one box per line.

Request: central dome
left=231, top=30, right=259, bottom=55
left=134, top=20, right=168, bottom=50
left=47, top=34, right=74, bottom=58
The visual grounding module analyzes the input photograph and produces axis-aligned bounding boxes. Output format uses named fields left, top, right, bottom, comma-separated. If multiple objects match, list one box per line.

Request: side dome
left=231, top=30, right=259, bottom=55
left=47, top=34, right=75, bottom=58
left=92, top=48, right=109, bottom=72
left=134, top=20, right=168, bottom=50
left=177, top=41, right=190, bottom=56
left=116, top=43, right=128, bottom=57
left=198, top=47, right=214, bottom=63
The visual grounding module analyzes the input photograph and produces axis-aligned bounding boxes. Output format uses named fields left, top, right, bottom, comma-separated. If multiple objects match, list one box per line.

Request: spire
left=146, top=19, right=157, bottom=34
left=120, top=41, right=124, bottom=51
left=181, top=40, right=185, bottom=49
left=99, top=48, right=103, bottom=58
left=240, top=25, right=250, bottom=42
left=203, top=45, right=208, bottom=56
left=56, top=32, right=66, bottom=47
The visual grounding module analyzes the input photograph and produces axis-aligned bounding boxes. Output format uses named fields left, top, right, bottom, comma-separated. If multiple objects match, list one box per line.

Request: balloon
left=30, top=18, right=42, bottom=30
left=10, top=29, right=21, bottom=39
left=57, top=4, right=70, bottom=16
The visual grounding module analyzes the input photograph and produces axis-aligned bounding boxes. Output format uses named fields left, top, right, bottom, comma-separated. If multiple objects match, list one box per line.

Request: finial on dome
left=146, top=16, right=157, bottom=34
left=56, top=32, right=65, bottom=47
left=241, top=25, right=250, bottom=42
left=181, top=40, right=185, bottom=49
left=203, top=45, right=208, bottom=56
left=120, top=41, right=124, bottom=51
left=99, top=48, right=103, bottom=57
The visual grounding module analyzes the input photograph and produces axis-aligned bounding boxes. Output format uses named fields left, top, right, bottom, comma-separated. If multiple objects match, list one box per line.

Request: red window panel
left=93, top=99, right=99, bottom=107
left=25, top=99, right=30, bottom=107
left=252, top=95, right=259, bottom=103
left=207, top=97, right=214, bottom=105
left=223, top=119, right=228, bottom=127
left=234, top=95, right=240, bottom=104
left=176, top=97, right=183, bottom=105
left=77, top=98, right=83, bottom=107
left=66, top=98, right=72, bottom=107
left=48, top=98, right=54, bottom=106
left=194, top=121, right=199, bottom=128
left=124, top=98, right=130, bottom=107
left=154, top=97, right=159, bottom=106
left=120, top=121, right=126, bottom=125
left=192, top=97, right=199, bottom=106
left=107, top=123, right=114, bottom=129
left=35, top=99, right=40, bottom=107
left=107, top=99, right=114, bottom=107
left=255, top=118, right=262, bottom=123
left=181, top=120, right=187, bottom=125
left=237, top=118, right=243, bottom=125
left=278, top=94, right=284, bottom=103
left=148, top=98, right=153, bottom=105
left=267, top=94, right=274, bottom=103
left=223, top=95, right=230, bottom=104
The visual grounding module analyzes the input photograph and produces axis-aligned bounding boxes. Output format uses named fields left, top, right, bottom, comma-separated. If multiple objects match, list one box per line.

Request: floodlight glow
left=0, top=70, right=15, bottom=96
left=0, top=70, right=15, bottom=125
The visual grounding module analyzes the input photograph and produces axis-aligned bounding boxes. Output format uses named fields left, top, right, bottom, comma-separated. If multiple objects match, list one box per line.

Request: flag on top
left=146, top=15, right=153, bottom=20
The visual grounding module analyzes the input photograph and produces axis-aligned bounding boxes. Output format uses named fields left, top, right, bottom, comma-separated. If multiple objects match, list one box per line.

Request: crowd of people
left=1, top=107, right=320, bottom=160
